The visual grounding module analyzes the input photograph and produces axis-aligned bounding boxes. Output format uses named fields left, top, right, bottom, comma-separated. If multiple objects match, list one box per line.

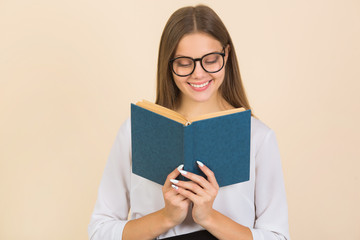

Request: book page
left=136, top=100, right=188, bottom=125
left=189, top=107, right=246, bottom=123
left=136, top=100, right=247, bottom=126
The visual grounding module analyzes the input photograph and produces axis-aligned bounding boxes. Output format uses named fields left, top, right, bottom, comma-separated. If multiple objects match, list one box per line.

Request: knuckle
left=179, top=189, right=187, bottom=196
left=164, top=191, right=172, bottom=199
left=166, top=173, right=173, bottom=181
left=195, top=185, right=203, bottom=192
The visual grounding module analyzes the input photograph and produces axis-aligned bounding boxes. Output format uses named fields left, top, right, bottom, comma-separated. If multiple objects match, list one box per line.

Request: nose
left=191, top=61, right=207, bottom=79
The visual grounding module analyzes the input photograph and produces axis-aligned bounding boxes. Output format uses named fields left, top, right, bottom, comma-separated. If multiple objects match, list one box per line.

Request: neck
left=176, top=95, right=234, bottom=119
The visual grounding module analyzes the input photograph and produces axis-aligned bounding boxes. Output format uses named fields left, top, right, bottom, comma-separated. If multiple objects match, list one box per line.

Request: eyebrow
left=173, top=49, right=223, bottom=59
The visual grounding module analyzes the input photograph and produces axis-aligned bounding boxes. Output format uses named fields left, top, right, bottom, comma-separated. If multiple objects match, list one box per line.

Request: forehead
left=174, top=32, right=222, bottom=58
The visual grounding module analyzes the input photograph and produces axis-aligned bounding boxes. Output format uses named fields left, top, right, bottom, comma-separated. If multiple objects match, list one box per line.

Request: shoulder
left=115, top=117, right=131, bottom=141
left=251, top=116, right=273, bottom=137
left=250, top=117, right=277, bottom=153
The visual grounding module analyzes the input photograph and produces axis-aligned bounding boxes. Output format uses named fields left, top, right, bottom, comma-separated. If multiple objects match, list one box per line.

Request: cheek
left=212, top=71, right=226, bottom=84
left=173, top=75, right=189, bottom=87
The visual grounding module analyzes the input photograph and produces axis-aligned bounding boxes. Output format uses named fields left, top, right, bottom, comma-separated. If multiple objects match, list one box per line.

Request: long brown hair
left=156, top=5, right=253, bottom=115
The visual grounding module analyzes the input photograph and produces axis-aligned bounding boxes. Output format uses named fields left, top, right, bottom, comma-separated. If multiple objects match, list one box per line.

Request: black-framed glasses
left=169, top=48, right=225, bottom=77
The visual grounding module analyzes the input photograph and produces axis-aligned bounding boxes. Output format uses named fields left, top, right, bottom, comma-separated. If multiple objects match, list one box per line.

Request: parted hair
left=156, top=5, right=252, bottom=114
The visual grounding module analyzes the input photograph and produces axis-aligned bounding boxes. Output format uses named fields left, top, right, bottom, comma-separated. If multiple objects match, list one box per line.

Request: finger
left=163, top=164, right=184, bottom=188
left=174, top=185, right=200, bottom=203
left=170, top=179, right=206, bottom=196
left=164, top=185, right=187, bottom=201
left=196, top=161, right=219, bottom=189
left=169, top=188, right=188, bottom=202
left=178, top=168, right=212, bottom=190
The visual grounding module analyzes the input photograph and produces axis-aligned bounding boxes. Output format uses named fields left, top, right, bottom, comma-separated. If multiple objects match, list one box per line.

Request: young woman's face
left=172, top=32, right=228, bottom=105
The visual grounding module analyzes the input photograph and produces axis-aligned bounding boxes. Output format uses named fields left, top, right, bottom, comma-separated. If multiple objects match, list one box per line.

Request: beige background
left=1, top=0, right=359, bottom=239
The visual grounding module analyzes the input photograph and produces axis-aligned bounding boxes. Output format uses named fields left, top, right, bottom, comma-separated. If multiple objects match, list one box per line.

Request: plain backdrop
left=1, top=0, right=359, bottom=239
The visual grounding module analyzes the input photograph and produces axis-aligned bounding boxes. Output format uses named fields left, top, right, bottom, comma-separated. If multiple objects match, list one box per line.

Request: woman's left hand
left=170, top=161, right=219, bottom=227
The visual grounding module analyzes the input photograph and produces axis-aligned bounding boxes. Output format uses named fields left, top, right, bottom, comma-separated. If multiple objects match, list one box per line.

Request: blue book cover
left=131, top=101, right=251, bottom=188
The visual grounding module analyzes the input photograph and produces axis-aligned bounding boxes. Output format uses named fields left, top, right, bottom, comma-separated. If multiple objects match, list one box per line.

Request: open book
left=131, top=100, right=251, bottom=187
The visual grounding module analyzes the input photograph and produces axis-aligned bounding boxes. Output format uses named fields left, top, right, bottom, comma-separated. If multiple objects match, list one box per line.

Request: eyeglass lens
left=172, top=53, right=224, bottom=77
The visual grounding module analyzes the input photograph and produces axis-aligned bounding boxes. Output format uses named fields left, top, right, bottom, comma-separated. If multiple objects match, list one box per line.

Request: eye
left=174, top=58, right=193, bottom=68
left=203, top=54, right=219, bottom=65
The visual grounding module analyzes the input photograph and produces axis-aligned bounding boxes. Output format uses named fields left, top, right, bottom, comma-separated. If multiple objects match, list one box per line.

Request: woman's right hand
left=161, top=165, right=191, bottom=227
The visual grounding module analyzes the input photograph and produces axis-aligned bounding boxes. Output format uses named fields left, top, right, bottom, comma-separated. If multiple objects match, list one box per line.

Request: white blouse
left=88, top=117, right=290, bottom=240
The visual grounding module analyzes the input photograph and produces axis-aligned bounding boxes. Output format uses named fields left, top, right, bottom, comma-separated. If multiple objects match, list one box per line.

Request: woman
left=89, top=5, right=290, bottom=240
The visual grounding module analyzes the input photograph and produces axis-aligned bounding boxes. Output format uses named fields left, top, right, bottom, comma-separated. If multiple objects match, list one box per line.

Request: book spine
left=182, top=125, right=194, bottom=178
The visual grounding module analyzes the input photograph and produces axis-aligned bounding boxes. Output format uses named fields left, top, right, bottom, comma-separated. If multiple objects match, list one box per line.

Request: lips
left=188, top=80, right=211, bottom=88
left=187, top=80, right=213, bottom=92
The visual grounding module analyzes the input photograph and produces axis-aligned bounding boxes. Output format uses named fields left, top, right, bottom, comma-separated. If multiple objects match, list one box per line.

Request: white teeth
left=189, top=81, right=210, bottom=88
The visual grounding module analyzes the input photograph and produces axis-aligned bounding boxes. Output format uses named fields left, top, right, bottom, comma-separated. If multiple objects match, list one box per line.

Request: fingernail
left=196, top=161, right=204, bottom=167
left=177, top=164, right=184, bottom=170
left=171, top=184, right=178, bottom=190
left=179, top=169, right=187, bottom=175
left=170, top=179, right=179, bottom=184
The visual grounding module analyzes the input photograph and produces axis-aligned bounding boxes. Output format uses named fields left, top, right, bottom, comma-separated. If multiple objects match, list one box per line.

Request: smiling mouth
left=188, top=80, right=212, bottom=88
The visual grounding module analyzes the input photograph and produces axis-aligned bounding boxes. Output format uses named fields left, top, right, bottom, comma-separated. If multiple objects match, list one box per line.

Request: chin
left=188, top=94, right=216, bottom=103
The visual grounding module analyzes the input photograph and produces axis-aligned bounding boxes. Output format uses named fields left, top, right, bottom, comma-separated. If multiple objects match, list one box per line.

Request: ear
left=224, top=44, right=230, bottom=63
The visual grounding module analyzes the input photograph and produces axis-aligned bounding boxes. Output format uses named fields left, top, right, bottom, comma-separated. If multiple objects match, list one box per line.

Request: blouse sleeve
left=250, top=129, right=290, bottom=240
left=88, top=119, right=132, bottom=240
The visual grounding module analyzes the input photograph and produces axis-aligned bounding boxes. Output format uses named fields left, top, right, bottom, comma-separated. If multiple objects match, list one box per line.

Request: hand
left=170, top=161, right=219, bottom=227
left=161, top=165, right=191, bottom=227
